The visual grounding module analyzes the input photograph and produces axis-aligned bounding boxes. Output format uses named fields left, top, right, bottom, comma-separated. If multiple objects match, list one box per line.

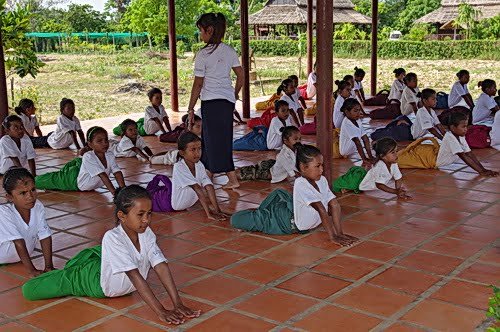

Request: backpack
left=159, top=125, right=186, bottom=143
left=436, top=91, right=449, bottom=109
left=299, top=119, right=316, bottom=135
left=247, top=108, right=276, bottom=129
left=465, top=125, right=491, bottom=149
left=233, top=126, right=268, bottom=151
left=146, top=175, right=174, bottom=212
left=370, top=115, right=413, bottom=142
left=363, top=89, right=389, bottom=106
left=368, top=100, right=401, bottom=119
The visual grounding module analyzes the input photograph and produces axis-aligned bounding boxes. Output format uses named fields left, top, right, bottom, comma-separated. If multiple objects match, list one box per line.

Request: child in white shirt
left=22, top=185, right=200, bottom=326
left=472, top=79, right=499, bottom=125
left=279, top=79, right=304, bottom=126
left=270, top=126, right=301, bottom=183
left=266, top=100, right=293, bottom=150
left=353, top=67, right=366, bottom=103
left=359, top=138, right=411, bottom=199
left=0, top=168, right=54, bottom=277
left=448, top=70, right=474, bottom=109
left=171, top=132, right=227, bottom=220
left=144, top=88, right=172, bottom=135
left=306, top=63, right=317, bottom=99
left=0, top=115, right=36, bottom=176
left=400, top=73, right=421, bottom=116
left=388, top=68, right=406, bottom=102
left=491, top=111, right=500, bottom=150
left=411, top=89, right=446, bottom=140
left=112, top=119, right=153, bottom=161
left=289, top=75, right=308, bottom=110
left=333, top=80, right=352, bottom=128
left=47, top=98, right=85, bottom=150
left=14, top=99, right=50, bottom=148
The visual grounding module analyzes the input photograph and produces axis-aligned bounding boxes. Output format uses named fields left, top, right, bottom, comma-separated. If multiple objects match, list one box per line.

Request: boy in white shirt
left=400, top=73, right=421, bottom=116
left=144, top=88, right=172, bottom=135
left=411, top=89, right=446, bottom=140
left=267, top=100, right=293, bottom=150
left=472, top=79, right=499, bottom=125
left=47, top=98, right=85, bottom=150
left=0, top=115, right=36, bottom=176
left=448, top=70, right=474, bottom=109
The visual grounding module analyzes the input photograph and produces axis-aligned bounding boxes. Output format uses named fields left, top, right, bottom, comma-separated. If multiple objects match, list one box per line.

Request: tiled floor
left=0, top=106, right=499, bottom=331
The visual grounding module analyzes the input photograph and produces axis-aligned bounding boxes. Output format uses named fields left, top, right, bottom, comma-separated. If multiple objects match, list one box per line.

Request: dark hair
left=456, top=69, right=469, bottom=78
left=288, top=75, right=299, bottom=81
left=421, top=88, right=436, bottom=100
left=113, top=185, right=151, bottom=224
left=181, top=113, right=201, bottom=126
left=372, top=137, right=397, bottom=159
left=280, top=125, right=299, bottom=138
left=335, top=80, right=351, bottom=91
left=393, top=68, right=405, bottom=76
left=196, top=13, right=226, bottom=54
left=340, top=98, right=361, bottom=114
left=60, top=98, right=74, bottom=113
left=354, top=67, right=365, bottom=77
left=86, top=126, right=107, bottom=142
left=296, top=144, right=322, bottom=171
left=478, top=79, right=496, bottom=92
left=14, top=99, right=35, bottom=115
left=2, top=115, right=22, bottom=129
left=404, top=73, right=417, bottom=84
left=2, top=167, right=35, bottom=195
left=120, top=119, right=137, bottom=135
left=178, top=131, right=201, bottom=152
left=147, top=88, right=162, bottom=101
left=277, top=79, right=293, bottom=94
left=446, top=111, right=468, bottom=127
left=343, top=74, right=354, bottom=82
left=274, top=99, right=289, bottom=112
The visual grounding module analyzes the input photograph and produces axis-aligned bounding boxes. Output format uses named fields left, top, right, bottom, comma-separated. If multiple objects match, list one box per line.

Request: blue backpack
left=436, top=91, right=449, bottom=109
left=370, top=115, right=413, bottom=142
left=233, top=126, right=269, bottom=151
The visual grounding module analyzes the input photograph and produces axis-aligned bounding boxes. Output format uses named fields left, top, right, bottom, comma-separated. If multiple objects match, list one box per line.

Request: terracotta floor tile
left=235, top=289, right=318, bottom=322
left=189, top=311, right=275, bottom=332
left=181, top=248, right=245, bottom=270
left=77, top=204, right=116, bottom=220
left=373, top=201, right=427, bottom=215
left=368, top=267, right=441, bottom=295
left=313, top=255, right=383, bottom=280
left=262, top=243, right=329, bottom=267
left=52, top=199, right=104, bottom=214
left=481, top=204, right=500, bottom=216
left=347, top=210, right=403, bottom=225
left=225, top=258, right=295, bottom=284
left=277, top=271, right=351, bottom=299
left=3, top=256, right=67, bottom=279
left=21, top=298, right=112, bottom=330
left=431, top=280, right=491, bottom=310
left=87, top=316, right=164, bottom=331
left=445, top=225, right=500, bottom=243
left=401, top=299, right=485, bottom=332
left=345, top=241, right=407, bottom=262
left=44, top=207, right=69, bottom=219
left=168, top=263, right=207, bottom=287
left=0, top=322, right=35, bottom=331
left=69, top=221, right=115, bottom=241
left=45, top=232, right=90, bottom=252
left=294, top=305, right=382, bottom=332
left=156, top=237, right=204, bottom=259
left=338, top=195, right=385, bottom=209
left=420, top=236, right=484, bottom=258
left=0, top=288, right=56, bottom=316
left=384, top=322, right=427, bottom=331
left=456, top=190, right=500, bottom=203
left=181, top=275, right=258, bottom=304
left=341, top=221, right=382, bottom=237
left=177, top=226, right=240, bottom=245
left=478, top=247, right=500, bottom=264
left=414, top=207, right=470, bottom=223
left=216, top=235, right=281, bottom=255
left=0, top=271, right=24, bottom=292
left=457, top=262, right=500, bottom=284
left=334, top=284, right=415, bottom=317
left=150, top=218, right=201, bottom=236
left=464, top=214, right=500, bottom=230
left=46, top=214, right=96, bottom=231
left=396, top=217, right=453, bottom=234
left=438, top=198, right=490, bottom=213
left=371, top=229, right=430, bottom=247
left=90, top=292, right=145, bottom=310
left=397, top=250, right=463, bottom=275
left=293, top=231, right=345, bottom=250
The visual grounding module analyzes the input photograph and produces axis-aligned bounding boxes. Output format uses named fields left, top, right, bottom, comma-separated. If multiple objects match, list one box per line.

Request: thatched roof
left=249, top=0, right=372, bottom=25
left=415, top=0, right=500, bottom=24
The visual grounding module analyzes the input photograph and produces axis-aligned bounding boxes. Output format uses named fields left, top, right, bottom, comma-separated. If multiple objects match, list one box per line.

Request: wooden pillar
left=316, top=0, right=334, bottom=182
left=241, top=0, right=250, bottom=119
left=168, top=0, right=179, bottom=112
left=0, top=28, right=8, bottom=137
left=306, top=0, right=314, bottom=75
left=370, top=0, right=378, bottom=96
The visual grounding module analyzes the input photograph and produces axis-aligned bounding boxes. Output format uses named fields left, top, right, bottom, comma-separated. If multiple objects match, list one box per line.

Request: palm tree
left=454, top=3, right=482, bottom=40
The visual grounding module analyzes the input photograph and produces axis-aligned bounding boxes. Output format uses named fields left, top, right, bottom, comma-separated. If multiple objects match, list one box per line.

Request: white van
left=389, top=31, right=402, bottom=40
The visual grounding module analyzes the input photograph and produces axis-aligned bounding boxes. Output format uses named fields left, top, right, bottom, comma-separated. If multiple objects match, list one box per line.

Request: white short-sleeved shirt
left=194, top=43, right=240, bottom=103
left=448, top=81, right=469, bottom=109
left=100, top=225, right=167, bottom=297
left=353, top=81, right=363, bottom=91
left=491, top=111, right=500, bottom=150
left=472, top=93, right=496, bottom=125
left=270, top=144, right=297, bottom=183
left=112, top=136, right=148, bottom=158
left=77, top=151, right=121, bottom=191
left=266, top=116, right=292, bottom=150
left=47, top=115, right=82, bottom=149
left=388, top=79, right=405, bottom=101
left=339, top=117, right=365, bottom=158
left=171, top=159, right=212, bottom=211
left=359, top=160, right=402, bottom=191
left=293, top=176, right=335, bottom=231
left=144, top=105, right=168, bottom=135
left=400, top=87, right=420, bottom=116
left=411, top=107, right=441, bottom=139
left=19, top=113, right=39, bottom=136
left=333, top=95, right=347, bottom=128
left=436, top=131, right=471, bottom=168
left=0, top=201, right=52, bottom=264
left=306, top=72, right=317, bottom=98
left=0, top=135, right=36, bottom=174
left=280, top=94, right=301, bottom=112
left=293, top=89, right=302, bottom=104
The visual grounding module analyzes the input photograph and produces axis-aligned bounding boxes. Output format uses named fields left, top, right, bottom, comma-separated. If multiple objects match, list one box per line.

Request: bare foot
left=222, top=181, right=240, bottom=190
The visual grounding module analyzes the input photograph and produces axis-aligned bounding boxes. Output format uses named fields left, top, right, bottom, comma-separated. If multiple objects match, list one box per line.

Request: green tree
left=397, top=0, right=440, bottom=33
left=405, top=23, right=435, bottom=41
left=334, top=23, right=360, bottom=40
left=454, top=3, right=481, bottom=40
left=471, top=15, right=500, bottom=40
left=65, top=4, right=107, bottom=32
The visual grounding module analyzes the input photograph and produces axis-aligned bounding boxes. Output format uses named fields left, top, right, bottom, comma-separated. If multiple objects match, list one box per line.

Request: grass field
left=7, top=50, right=500, bottom=125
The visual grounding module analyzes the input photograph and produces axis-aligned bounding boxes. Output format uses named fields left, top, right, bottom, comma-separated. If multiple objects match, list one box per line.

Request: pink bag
left=146, top=175, right=174, bottom=212
left=299, top=119, right=316, bottom=135
left=465, top=125, right=491, bottom=149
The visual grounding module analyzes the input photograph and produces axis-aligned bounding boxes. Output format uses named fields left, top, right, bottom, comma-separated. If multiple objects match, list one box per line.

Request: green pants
left=113, top=118, right=147, bottom=136
left=23, top=246, right=105, bottom=301
left=35, top=157, right=82, bottom=191
left=231, top=189, right=294, bottom=235
left=332, top=166, right=368, bottom=193
left=239, top=159, right=276, bottom=181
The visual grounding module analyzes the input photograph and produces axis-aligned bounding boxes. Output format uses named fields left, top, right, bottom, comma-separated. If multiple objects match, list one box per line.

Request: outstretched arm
left=459, top=152, right=498, bottom=176
left=98, top=172, right=117, bottom=195
left=13, top=239, right=41, bottom=277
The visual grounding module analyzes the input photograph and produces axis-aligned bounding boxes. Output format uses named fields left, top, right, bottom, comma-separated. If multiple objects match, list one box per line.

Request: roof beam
left=241, top=0, right=251, bottom=119
left=370, top=0, right=378, bottom=96
left=0, top=27, right=8, bottom=137
left=168, top=0, right=179, bottom=112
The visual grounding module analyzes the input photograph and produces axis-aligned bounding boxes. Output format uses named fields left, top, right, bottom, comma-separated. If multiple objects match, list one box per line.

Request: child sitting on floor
left=305, top=62, right=317, bottom=99
left=0, top=168, right=54, bottom=277
left=449, top=70, right=474, bottom=109
left=472, top=79, right=499, bottom=125
left=112, top=119, right=153, bottom=161
left=388, top=68, right=406, bottom=102
left=342, top=75, right=357, bottom=99
left=267, top=100, right=293, bottom=150
left=0, top=115, right=36, bottom=176
left=491, top=110, right=500, bottom=150
left=353, top=67, right=366, bottom=103
left=270, top=126, right=301, bottom=183
left=14, top=99, right=51, bottom=148
left=171, top=132, right=227, bottom=220
left=22, top=185, right=201, bottom=325
left=279, top=79, right=304, bottom=126
left=36, top=127, right=126, bottom=194
left=333, top=80, right=352, bottom=128
left=400, top=73, right=421, bottom=116
left=144, top=88, right=172, bottom=135
left=289, top=75, right=308, bottom=110
left=47, top=98, right=85, bottom=150
left=411, top=88, right=446, bottom=140
left=339, top=99, right=374, bottom=166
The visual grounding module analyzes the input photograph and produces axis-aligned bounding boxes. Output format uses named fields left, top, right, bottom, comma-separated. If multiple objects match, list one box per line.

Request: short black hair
left=280, top=125, right=300, bottom=140
left=60, top=98, right=74, bottom=113
left=354, top=67, right=365, bottom=77
left=340, top=98, right=361, bottom=114
left=372, top=137, right=397, bottom=158
left=2, top=167, right=35, bottom=195
left=120, top=119, right=137, bottom=134
left=447, top=111, right=468, bottom=127
left=421, top=88, right=436, bottom=100
left=2, top=115, right=22, bottom=130
left=178, top=131, right=201, bottom=151
left=456, top=69, right=469, bottom=78
left=274, top=99, right=289, bottom=112
left=404, top=73, right=417, bottom=83
left=393, top=68, right=405, bottom=76
left=147, top=88, right=162, bottom=100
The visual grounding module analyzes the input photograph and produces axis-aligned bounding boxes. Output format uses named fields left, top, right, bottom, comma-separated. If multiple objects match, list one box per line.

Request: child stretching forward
left=267, top=100, right=293, bottom=150
left=0, top=168, right=54, bottom=277
left=47, top=98, right=85, bottom=150
left=22, top=185, right=201, bottom=325
left=0, top=115, right=36, bottom=176
left=14, top=99, right=50, bottom=148
left=112, top=119, right=153, bottom=161
left=279, top=79, right=304, bottom=126
left=144, top=88, right=172, bottom=135
left=270, top=126, right=301, bottom=183
left=411, top=89, right=446, bottom=140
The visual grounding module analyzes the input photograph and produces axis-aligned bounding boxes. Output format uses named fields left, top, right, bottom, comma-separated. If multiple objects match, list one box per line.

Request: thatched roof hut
left=415, top=0, right=500, bottom=25
left=249, top=0, right=371, bottom=25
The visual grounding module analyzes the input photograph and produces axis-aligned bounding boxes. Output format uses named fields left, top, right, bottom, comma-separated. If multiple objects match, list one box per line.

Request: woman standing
left=188, top=13, right=243, bottom=189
